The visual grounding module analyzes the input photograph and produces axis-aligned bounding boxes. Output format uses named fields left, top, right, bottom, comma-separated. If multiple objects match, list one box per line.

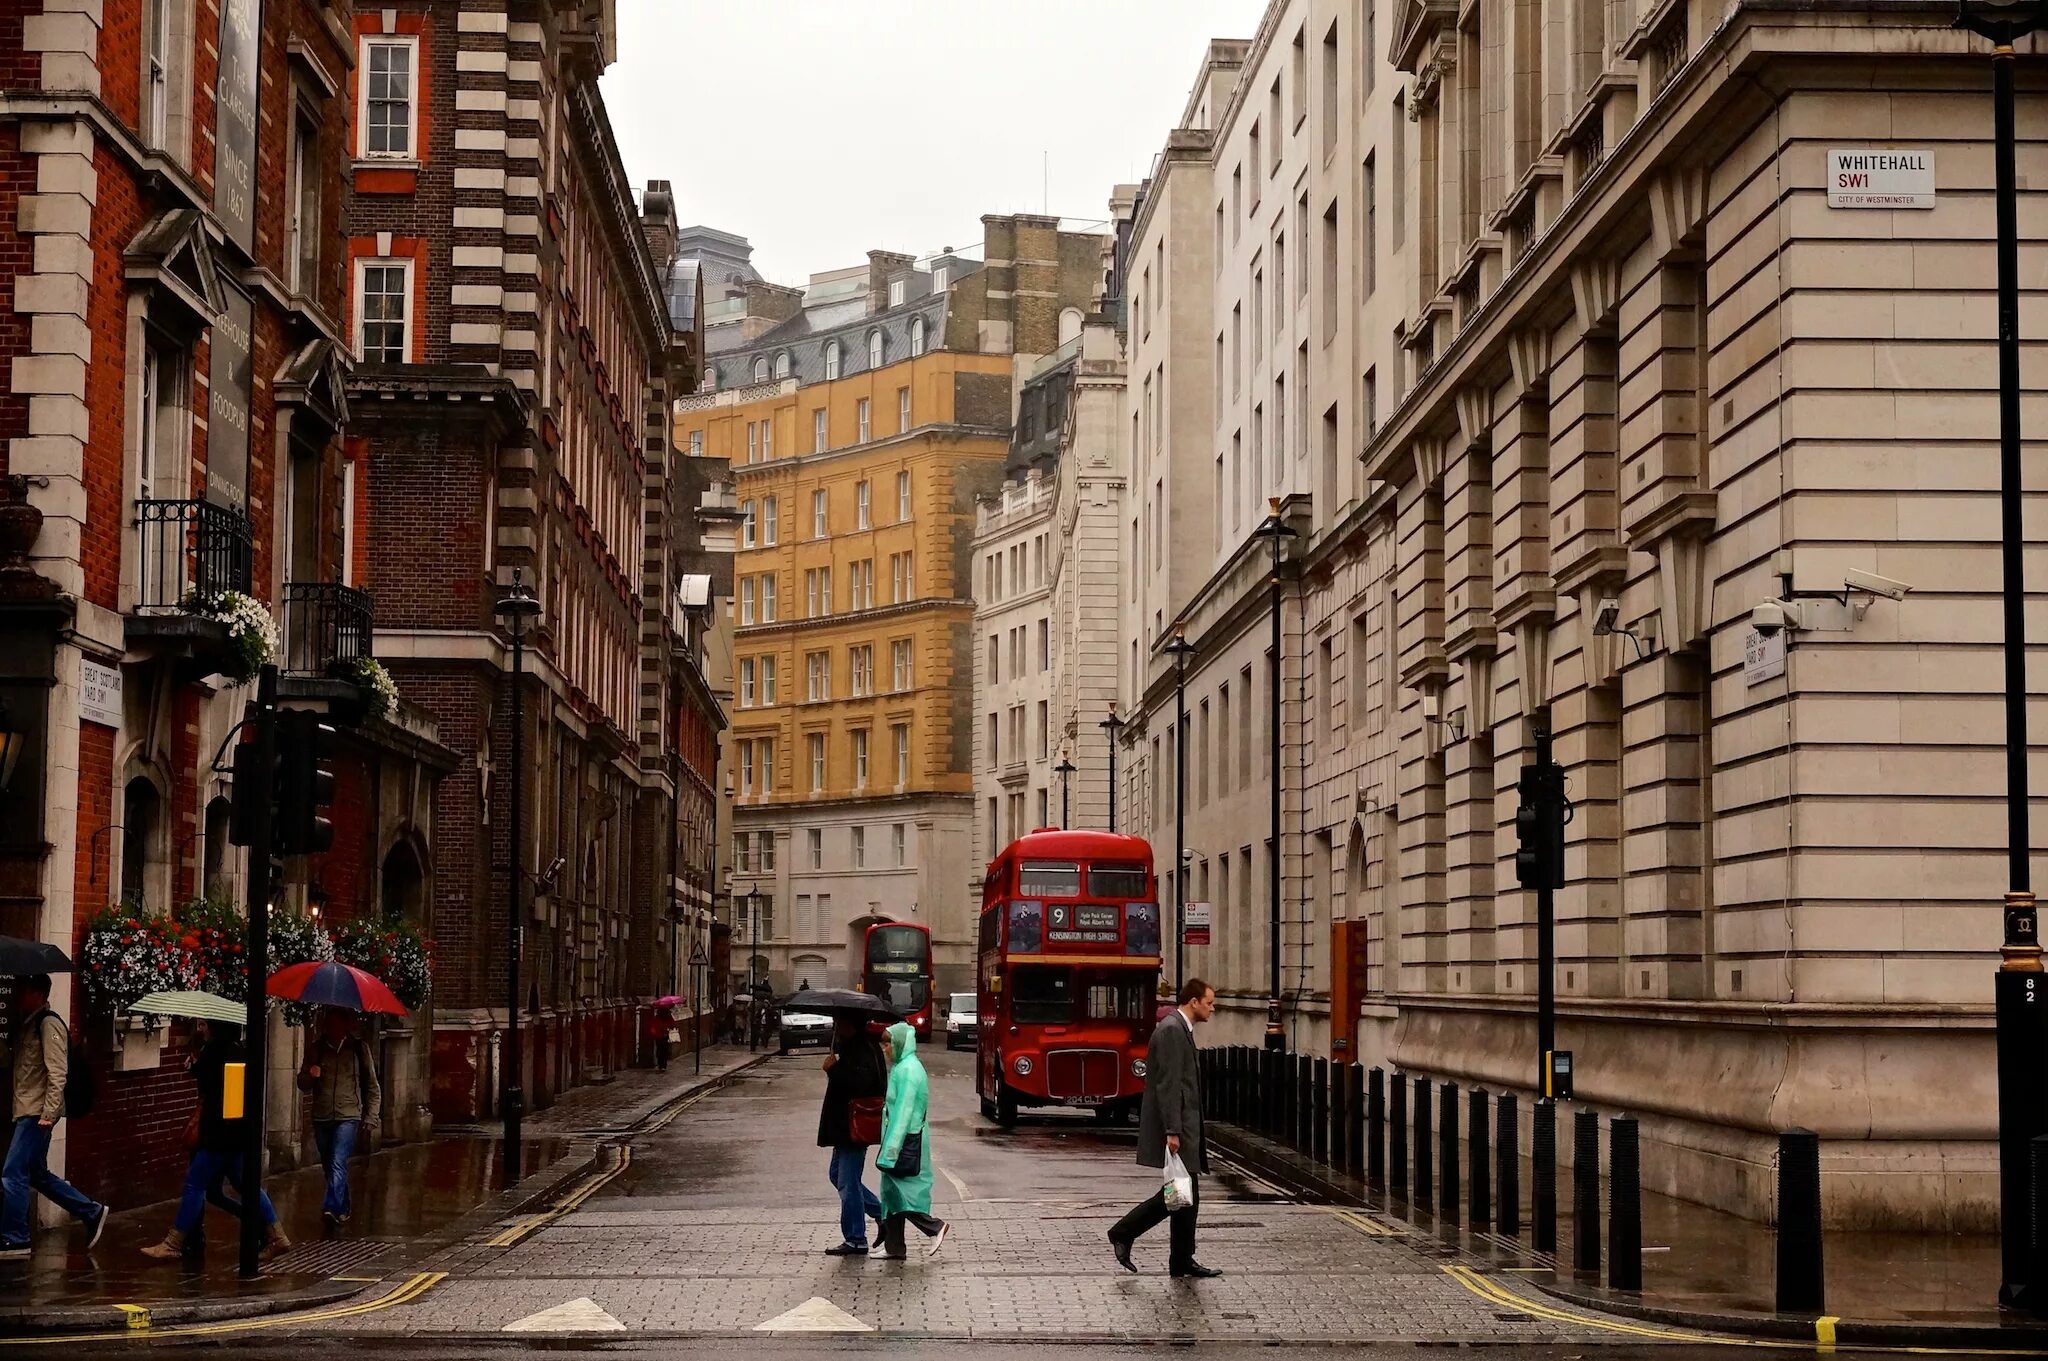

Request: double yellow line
left=1442, top=1264, right=2048, bottom=1358
left=0, top=1272, right=447, bottom=1346
left=484, top=1144, right=634, bottom=1249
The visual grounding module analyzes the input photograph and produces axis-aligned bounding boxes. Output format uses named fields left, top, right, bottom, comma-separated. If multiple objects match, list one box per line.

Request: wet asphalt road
left=34, top=1047, right=1899, bottom=1357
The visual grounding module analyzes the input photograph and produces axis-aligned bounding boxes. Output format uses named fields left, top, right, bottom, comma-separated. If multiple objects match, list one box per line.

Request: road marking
left=0, top=1271, right=445, bottom=1346
left=1208, top=1153, right=1288, bottom=1199
left=1328, top=1207, right=1394, bottom=1237
left=486, top=1144, right=634, bottom=1248
left=754, top=1296, right=874, bottom=1333
left=941, top=1167, right=973, bottom=1201
left=503, top=1297, right=626, bottom=1333
left=1442, top=1265, right=2048, bottom=1357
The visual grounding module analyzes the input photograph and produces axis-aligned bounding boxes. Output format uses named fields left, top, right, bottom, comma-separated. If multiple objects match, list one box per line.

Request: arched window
left=753, top=356, right=769, bottom=383
left=868, top=330, right=883, bottom=369
left=1059, top=307, right=1084, bottom=345
left=909, top=316, right=927, bottom=358
left=774, top=351, right=792, bottom=380
left=701, top=365, right=718, bottom=392
left=824, top=340, right=841, bottom=380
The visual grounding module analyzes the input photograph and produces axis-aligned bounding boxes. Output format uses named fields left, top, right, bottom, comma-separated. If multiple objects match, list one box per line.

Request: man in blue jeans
left=817, top=1016, right=885, bottom=1254
left=298, top=1009, right=380, bottom=1229
left=0, top=975, right=106, bottom=1259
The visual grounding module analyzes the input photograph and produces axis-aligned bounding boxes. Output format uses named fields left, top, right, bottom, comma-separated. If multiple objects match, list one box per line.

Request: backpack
left=30, top=1009, right=96, bottom=1119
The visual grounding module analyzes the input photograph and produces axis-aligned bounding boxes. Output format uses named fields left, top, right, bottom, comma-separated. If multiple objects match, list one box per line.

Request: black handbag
left=886, top=1130, right=924, bottom=1179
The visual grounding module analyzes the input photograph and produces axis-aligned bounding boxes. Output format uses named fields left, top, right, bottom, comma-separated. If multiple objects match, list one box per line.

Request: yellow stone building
left=677, top=222, right=1105, bottom=996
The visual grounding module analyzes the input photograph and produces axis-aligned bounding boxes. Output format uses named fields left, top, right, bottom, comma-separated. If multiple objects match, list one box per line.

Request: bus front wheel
left=996, top=1081, right=1019, bottom=1128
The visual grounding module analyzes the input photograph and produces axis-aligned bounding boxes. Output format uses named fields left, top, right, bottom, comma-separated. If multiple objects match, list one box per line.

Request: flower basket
left=332, top=918, right=433, bottom=1011
left=180, top=589, right=278, bottom=684
left=335, top=655, right=398, bottom=722
left=268, top=907, right=335, bottom=1026
left=79, top=905, right=195, bottom=1016
left=174, top=895, right=248, bottom=1000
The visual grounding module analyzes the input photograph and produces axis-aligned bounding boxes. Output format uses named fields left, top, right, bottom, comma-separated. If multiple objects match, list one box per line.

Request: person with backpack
left=140, top=1018, right=289, bottom=1261
left=0, top=973, right=106, bottom=1258
left=298, top=1008, right=381, bottom=1230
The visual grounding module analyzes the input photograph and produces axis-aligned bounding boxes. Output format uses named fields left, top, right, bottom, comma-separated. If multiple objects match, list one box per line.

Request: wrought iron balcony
left=134, top=497, right=252, bottom=610
left=282, top=582, right=374, bottom=676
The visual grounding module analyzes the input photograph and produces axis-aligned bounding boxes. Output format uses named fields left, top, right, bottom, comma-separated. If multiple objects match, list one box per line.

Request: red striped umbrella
left=267, top=961, right=407, bottom=1015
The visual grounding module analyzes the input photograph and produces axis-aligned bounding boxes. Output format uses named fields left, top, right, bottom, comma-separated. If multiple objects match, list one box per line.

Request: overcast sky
left=601, top=0, right=1261, bottom=285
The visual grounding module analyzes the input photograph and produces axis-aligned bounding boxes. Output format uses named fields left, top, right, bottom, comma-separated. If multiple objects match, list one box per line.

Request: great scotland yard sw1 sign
left=1828, top=149, right=1935, bottom=209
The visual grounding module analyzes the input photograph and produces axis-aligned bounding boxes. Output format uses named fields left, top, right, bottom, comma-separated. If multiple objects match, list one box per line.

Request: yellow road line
left=485, top=1144, right=634, bottom=1249
left=1209, top=1153, right=1287, bottom=1199
left=1329, top=1207, right=1394, bottom=1237
left=1441, top=1264, right=2048, bottom=1358
left=0, top=1271, right=446, bottom=1346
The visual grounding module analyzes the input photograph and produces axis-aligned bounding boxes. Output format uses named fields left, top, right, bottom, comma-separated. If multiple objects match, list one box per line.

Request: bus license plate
left=1070, top=1096, right=1104, bottom=1107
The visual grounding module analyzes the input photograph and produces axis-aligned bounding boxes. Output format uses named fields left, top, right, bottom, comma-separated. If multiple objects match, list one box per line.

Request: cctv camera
left=1751, top=600, right=1796, bottom=637
left=1592, top=598, right=1621, bottom=635
left=1844, top=568, right=1911, bottom=601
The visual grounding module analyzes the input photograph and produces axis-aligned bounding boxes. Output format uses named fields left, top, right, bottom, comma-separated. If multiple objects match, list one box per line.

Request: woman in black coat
left=818, top=1017, right=887, bottom=1255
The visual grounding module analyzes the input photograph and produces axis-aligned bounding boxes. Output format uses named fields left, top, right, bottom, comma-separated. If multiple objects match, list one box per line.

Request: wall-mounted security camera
left=1750, top=600, right=1800, bottom=637
left=1844, top=568, right=1911, bottom=602
left=1592, top=598, right=1622, bottom=635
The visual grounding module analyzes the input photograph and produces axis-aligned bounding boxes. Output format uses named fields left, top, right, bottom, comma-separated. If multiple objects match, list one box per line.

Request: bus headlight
left=1131, top=1059, right=1148, bottom=1078
left=1013, top=1055, right=1034, bottom=1077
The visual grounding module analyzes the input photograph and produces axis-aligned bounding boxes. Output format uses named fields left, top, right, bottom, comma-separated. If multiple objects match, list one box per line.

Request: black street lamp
left=1253, top=498, right=1298, bottom=1052
left=1099, top=706, right=1127, bottom=834
left=1055, top=754, right=1077, bottom=829
left=1164, top=626, right=1197, bottom=996
left=493, top=569, right=542, bottom=1186
left=746, top=883, right=765, bottom=1052
left=1955, top=0, right=2047, bottom=1309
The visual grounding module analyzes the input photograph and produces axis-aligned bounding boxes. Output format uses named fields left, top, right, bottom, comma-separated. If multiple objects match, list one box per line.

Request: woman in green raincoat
left=874, top=1021, right=949, bottom=1259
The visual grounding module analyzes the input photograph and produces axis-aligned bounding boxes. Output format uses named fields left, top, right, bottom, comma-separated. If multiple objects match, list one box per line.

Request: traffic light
left=274, top=710, right=338, bottom=856
left=227, top=733, right=270, bottom=848
left=1514, top=761, right=1567, bottom=890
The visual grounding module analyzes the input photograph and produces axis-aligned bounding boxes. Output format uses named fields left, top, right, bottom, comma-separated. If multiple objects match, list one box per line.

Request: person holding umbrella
left=141, top=1014, right=289, bottom=1261
left=817, top=1014, right=886, bottom=1255
left=298, top=1008, right=382, bottom=1230
left=646, top=997, right=681, bottom=1073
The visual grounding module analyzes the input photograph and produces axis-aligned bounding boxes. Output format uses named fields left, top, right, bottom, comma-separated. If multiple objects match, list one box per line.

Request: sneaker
left=824, top=1241, right=868, bottom=1256
left=927, top=1220, right=949, bottom=1258
left=84, top=1205, right=107, bottom=1252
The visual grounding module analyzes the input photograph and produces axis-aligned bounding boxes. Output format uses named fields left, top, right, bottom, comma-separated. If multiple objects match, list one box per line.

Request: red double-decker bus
left=976, top=830, right=1162, bottom=1126
left=854, top=917, right=934, bottom=1040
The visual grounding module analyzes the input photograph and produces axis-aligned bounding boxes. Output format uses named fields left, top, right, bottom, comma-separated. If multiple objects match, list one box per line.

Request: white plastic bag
left=1162, top=1151, right=1195, bottom=1211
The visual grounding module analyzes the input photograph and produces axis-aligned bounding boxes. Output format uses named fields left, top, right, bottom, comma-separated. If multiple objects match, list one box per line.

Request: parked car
left=778, top=1009, right=832, bottom=1054
left=945, top=991, right=979, bottom=1050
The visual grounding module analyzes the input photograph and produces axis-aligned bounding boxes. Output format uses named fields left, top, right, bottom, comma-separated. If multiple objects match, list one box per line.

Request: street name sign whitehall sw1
left=1828, top=149, right=1936, bottom=209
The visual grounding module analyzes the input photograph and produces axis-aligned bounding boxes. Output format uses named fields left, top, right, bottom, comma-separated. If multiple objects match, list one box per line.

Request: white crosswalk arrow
left=754, top=1296, right=875, bottom=1332
left=503, top=1297, right=627, bottom=1332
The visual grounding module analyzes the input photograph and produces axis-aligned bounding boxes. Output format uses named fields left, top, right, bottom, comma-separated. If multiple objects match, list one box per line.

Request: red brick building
left=339, top=1, right=716, bottom=1121
left=0, top=0, right=455, bottom=1210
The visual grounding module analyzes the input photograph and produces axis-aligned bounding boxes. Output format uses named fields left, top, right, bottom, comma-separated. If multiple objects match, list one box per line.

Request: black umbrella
left=0, top=935, right=72, bottom=976
left=784, top=988, right=900, bottom=1020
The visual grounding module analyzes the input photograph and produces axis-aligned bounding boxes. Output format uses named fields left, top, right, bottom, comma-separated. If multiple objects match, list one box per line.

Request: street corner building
left=675, top=217, right=1101, bottom=1000
left=337, top=1, right=732, bottom=1123
left=1099, top=0, right=2048, bottom=1232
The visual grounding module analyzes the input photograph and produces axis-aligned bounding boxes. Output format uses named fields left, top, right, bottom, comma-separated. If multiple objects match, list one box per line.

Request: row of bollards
left=1199, top=1047, right=1828, bottom=1313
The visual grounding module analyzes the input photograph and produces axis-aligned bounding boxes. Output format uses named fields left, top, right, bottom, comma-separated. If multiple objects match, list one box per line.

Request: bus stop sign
left=1183, top=901, right=1212, bottom=947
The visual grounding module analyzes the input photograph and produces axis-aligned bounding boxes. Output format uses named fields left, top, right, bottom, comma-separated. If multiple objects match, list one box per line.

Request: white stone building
left=972, top=471, right=1059, bottom=861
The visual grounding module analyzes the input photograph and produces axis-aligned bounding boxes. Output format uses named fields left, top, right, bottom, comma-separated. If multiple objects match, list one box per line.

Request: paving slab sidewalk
left=1209, top=1118, right=2044, bottom=1348
left=0, top=1045, right=766, bottom=1336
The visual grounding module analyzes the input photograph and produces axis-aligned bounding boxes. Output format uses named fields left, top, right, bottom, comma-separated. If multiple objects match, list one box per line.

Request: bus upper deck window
left=1088, top=864, right=1148, bottom=898
left=1020, top=861, right=1080, bottom=897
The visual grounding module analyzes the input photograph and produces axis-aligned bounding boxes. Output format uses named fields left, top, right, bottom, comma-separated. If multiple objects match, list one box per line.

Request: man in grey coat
left=1108, top=977, right=1219, bottom=1279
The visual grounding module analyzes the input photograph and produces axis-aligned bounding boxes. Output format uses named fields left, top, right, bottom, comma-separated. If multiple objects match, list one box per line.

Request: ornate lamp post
left=1054, top=753, right=1077, bottom=828
left=1253, top=498, right=1297, bottom=1052
left=1163, top=626, right=1197, bottom=995
left=492, top=569, right=541, bottom=1185
left=746, top=883, right=765, bottom=1052
left=1099, top=706, right=1127, bottom=834
left=1955, top=0, right=2047, bottom=1308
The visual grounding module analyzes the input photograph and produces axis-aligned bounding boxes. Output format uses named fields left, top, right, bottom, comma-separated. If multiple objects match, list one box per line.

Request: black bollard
left=1367, top=1066, right=1386, bottom=1186
left=1414, top=1077, right=1434, bottom=1208
left=1573, top=1107, right=1601, bottom=1275
left=1390, top=1072, right=1409, bottom=1196
left=1609, top=1114, right=1642, bottom=1292
left=1293, top=1055, right=1310, bottom=1152
left=1349, top=1063, right=1367, bottom=1176
left=1439, top=1080, right=1461, bottom=1221
left=1330, top=1059, right=1348, bottom=1173
left=1471, top=1086, right=1492, bottom=1227
left=1268, top=1051, right=1286, bottom=1139
left=1237, top=1048, right=1251, bottom=1127
left=1775, top=1127, right=1825, bottom=1314
left=1533, top=1098, right=1557, bottom=1254
left=1314, top=1058, right=1330, bottom=1165
left=1498, top=1092, right=1521, bottom=1236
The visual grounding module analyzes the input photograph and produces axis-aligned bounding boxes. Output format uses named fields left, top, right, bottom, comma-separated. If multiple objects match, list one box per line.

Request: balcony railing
left=282, top=582, right=374, bottom=675
left=135, top=497, right=252, bottom=610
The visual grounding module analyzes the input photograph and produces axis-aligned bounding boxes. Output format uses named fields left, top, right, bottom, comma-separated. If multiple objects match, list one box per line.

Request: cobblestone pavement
left=315, top=1048, right=1640, bottom=1343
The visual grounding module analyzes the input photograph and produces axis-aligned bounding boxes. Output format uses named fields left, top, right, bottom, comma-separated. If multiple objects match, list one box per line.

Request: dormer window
left=909, top=315, right=927, bottom=357
left=753, top=356, right=769, bottom=383
left=868, top=330, right=884, bottom=368
left=889, top=278, right=906, bottom=307
left=774, top=351, right=792, bottom=380
left=824, top=340, right=841, bottom=380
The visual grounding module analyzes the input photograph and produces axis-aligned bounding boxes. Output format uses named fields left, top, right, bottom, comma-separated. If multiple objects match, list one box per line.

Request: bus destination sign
left=1047, top=903, right=1121, bottom=944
